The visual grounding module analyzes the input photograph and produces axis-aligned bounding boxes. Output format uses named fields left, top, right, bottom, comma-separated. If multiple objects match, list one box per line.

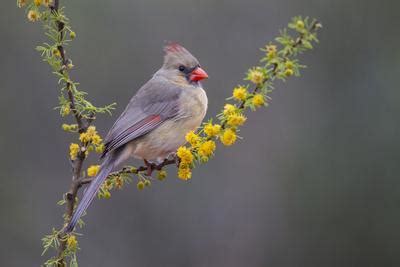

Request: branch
left=48, top=0, right=87, bottom=264
left=80, top=158, right=177, bottom=185
left=51, top=1, right=86, bottom=133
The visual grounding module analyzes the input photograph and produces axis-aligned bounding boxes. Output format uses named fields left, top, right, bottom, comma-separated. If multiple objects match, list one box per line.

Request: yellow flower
left=115, top=176, right=124, bottom=189
left=61, top=105, right=70, bottom=116
left=66, top=235, right=77, bottom=251
left=178, top=165, right=192, bottom=180
left=266, top=45, right=277, bottom=53
left=221, top=129, right=237, bottom=146
left=223, top=104, right=237, bottom=116
left=267, top=50, right=276, bottom=60
left=185, top=131, right=201, bottom=147
left=95, top=143, right=105, bottom=153
left=43, top=0, right=52, bottom=6
left=69, top=143, right=80, bottom=160
left=248, top=68, right=265, bottom=85
left=91, top=134, right=102, bottom=146
left=252, top=94, right=265, bottom=107
left=34, top=0, right=42, bottom=6
left=86, top=126, right=96, bottom=136
left=87, top=165, right=100, bottom=177
left=52, top=48, right=61, bottom=57
left=79, top=126, right=101, bottom=144
left=198, top=140, right=216, bottom=158
left=79, top=132, right=90, bottom=143
left=27, top=10, right=40, bottom=22
left=157, top=170, right=167, bottom=181
left=232, top=86, right=247, bottom=101
left=265, top=45, right=277, bottom=59
left=204, top=123, right=221, bottom=137
left=285, top=60, right=294, bottom=69
left=284, top=68, right=294, bottom=77
left=17, top=0, right=27, bottom=8
left=176, top=146, right=193, bottom=164
left=227, top=113, right=246, bottom=127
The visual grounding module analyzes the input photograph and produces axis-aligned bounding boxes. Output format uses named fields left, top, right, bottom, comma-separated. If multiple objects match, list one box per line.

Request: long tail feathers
left=64, top=156, right=115, bottom=233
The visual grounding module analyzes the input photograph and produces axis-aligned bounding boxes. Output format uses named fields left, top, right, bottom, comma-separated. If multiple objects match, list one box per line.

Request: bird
left=65, top=43, right=208, bottom=232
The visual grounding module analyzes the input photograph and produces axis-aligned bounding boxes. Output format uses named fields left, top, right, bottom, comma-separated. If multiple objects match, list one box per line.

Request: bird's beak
left=190, top=67, right=208, bottom=82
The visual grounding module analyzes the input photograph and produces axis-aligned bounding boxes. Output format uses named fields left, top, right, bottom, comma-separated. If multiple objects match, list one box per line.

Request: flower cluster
left=62, top=124, right=78, bottom=132
left=79, top=126, right=104, bottom=154
left=175, top=16, right=321, bottom=181
left=67, top=126, right=105, bottom=161
left=69, top=143, right=80, bottom=160
left=18, top=0, right=52, bottom=22
left=66, top=235, right=77, bottom=251
left=87, top=165, right=100, bottom=177
left=98, top=172, right=132, bottom=198
left=176, top=146, right=194, bottom=180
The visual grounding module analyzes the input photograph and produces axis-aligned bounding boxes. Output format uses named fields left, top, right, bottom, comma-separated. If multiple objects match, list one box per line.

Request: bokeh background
left=1, top=0, right=400, bottom=266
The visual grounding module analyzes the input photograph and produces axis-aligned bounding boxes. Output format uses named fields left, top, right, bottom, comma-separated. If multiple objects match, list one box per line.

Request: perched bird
left=65, top=43, right=208, bottom=232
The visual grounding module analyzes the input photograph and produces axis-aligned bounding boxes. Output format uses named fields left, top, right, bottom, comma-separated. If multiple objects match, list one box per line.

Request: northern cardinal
left=65, top=43, right=208, bottom=232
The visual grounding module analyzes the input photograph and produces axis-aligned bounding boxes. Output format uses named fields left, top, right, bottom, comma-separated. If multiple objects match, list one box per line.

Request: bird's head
left=159, top=42, right=208, bottom=85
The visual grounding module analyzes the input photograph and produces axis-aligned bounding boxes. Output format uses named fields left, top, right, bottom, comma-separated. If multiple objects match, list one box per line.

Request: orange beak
left=190, top=67, right=208, bottom=82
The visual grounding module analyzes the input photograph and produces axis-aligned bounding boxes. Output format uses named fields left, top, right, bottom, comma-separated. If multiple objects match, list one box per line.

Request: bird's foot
left=144, top=159, right=155, bottom=176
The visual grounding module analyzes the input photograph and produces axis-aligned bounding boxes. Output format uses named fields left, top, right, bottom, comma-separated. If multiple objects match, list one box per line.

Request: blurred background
left=1, top=0, right=400, bottom=266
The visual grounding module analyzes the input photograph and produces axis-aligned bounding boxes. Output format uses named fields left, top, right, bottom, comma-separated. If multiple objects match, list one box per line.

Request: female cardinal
left=65, top=43, right=208, bottom=232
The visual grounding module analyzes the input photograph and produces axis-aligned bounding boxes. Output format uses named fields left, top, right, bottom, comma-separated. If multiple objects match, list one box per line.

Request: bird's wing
left=101, top=78, right=182, bottom=157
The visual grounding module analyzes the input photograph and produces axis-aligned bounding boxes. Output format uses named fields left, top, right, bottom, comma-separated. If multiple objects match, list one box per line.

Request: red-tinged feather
left=164, top=41, right=183, bottom=53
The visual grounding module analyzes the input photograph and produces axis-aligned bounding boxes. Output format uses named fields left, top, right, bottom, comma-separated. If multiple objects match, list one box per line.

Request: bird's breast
left=178, top=86, right=208, bottom=121
left=128, top=86, right=208, bottom=161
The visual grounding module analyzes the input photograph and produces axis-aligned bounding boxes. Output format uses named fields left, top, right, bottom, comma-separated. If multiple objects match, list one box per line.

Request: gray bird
left=65, top=43, right=208, bottom=232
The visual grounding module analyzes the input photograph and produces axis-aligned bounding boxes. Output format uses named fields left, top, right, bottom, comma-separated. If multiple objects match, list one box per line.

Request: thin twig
left=79, top=158, right=177, bottom=185
left=50, top=0, right=87, bottom=264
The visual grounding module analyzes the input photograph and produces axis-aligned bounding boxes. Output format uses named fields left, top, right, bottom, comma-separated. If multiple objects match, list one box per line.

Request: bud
left=157, top=170, right=167, bottom=181
left=285, top=60, right=294, bottom=69
left=66, top=235, right=77, bottom=251
left=62, top=124, right=70, bottom=131
left=284, top=68, right=294, bottom=77
left=296, top=20, right=305, bottom=29
left=52, top=48, right=61, bottom=57
left=17, top=0, right=27, bottom=8
left=137, top=181, right=145, bottom=190
left=103, top=191, right=111, bottom=199
left=27, top=10, right=40, bottom=22
left=66, top=59, right=74, bottom=69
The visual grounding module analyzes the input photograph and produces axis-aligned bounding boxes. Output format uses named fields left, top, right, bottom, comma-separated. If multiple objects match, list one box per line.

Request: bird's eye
left=178, top=65, right=186, bottom=72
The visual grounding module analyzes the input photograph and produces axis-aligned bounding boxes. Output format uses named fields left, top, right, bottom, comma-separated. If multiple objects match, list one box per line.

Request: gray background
left=1, top=0, right=400, bottom=266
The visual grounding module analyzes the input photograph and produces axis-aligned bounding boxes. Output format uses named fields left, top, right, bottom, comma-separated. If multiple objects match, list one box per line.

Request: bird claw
left=144, top=159, right=154, bottom=176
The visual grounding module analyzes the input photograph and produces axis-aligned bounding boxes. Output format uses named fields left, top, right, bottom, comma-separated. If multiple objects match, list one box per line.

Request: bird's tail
left=64, top=155, right=115, bottom=233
